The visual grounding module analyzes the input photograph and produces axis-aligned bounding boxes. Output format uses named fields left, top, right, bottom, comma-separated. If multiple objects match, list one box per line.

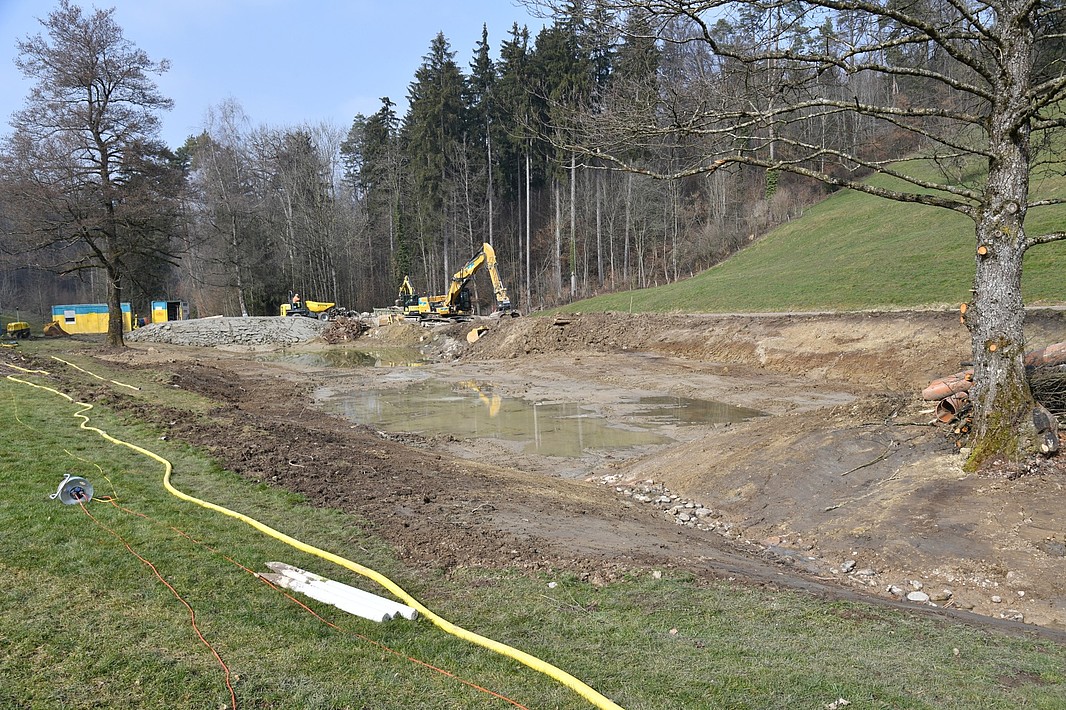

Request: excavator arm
left=397, top=275, right=419, bottom=309
left=483, top=244, right=512, bottom=313
left=406, top=242, right=516, bottom=319
left=444, top=251, right=486, bottom=306
left=444, top=243, right=512, bottom=313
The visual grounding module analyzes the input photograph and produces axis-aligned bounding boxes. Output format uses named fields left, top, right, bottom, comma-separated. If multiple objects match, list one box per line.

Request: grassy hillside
left=557, top=167, right=1066, bottom=314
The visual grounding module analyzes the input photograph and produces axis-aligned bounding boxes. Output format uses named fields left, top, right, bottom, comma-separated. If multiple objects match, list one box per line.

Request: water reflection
left=631, top=395, right=764, bottom=425
left=319, top=381, right=763, bottom=458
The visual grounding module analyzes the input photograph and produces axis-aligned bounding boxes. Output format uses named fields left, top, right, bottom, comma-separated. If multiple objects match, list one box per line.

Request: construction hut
left=51, top=303, right=133, bottom=334
left=151, top=300, right=189, bottom=324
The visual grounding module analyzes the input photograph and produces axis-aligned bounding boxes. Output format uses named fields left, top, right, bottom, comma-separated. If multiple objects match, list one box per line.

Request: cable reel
left=50, top=474, right=93, bottom=505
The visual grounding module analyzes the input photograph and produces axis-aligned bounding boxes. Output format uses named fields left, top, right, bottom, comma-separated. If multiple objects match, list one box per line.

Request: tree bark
left=596, top=171, right=603, bottom=288
left=525, top=146, right=532, bottom=309
left=624, top=174, right=632, bottom=285
left=963, top=14, right=1040, bottom=467
left=554, top=179, right=563, bottom=298
left=570, top=152, right=577, bottom=299
left=232, top=215, right=249, bottom=318
left=105, top=263, right=124, bottom=348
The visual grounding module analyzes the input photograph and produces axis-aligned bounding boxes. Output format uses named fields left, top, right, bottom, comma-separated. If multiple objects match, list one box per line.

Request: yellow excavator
left=396, top=275, right=420, bottom=310
left=402, top=242, right=517, bottom=320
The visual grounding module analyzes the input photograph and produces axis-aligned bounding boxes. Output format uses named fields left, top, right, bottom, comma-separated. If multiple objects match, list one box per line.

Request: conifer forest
left=2, top=0, right=1064, bottom=321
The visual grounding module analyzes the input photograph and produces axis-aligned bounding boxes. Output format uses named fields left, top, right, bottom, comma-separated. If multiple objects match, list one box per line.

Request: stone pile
left=598, top=476, right=734, bottom=537
left=126, top=316, right=327, bottom=347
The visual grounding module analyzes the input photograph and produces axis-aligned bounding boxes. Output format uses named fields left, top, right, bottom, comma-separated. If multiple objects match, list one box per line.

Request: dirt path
left=44, top=307, right=1066, bottom=638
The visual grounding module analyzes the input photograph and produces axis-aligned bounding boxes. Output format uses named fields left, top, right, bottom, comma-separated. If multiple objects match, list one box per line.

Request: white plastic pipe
left=269, top=563, right=401, bottom=620
left=319, top=578, right=420, bottom=620
left=260, top=572, right=392, bottom=622
left=267, top=562, right=420, bottom=620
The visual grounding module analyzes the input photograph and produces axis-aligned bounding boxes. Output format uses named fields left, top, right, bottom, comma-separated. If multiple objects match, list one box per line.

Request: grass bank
left=555, top=169, right=1066, bottom=315
left=2, top=343, right=1065, bottom=709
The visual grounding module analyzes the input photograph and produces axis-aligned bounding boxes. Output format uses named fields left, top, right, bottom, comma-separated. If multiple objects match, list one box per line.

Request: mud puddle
left=621, top=395, right=764, bottom=425
left=317, top=379, right=761, bottom=463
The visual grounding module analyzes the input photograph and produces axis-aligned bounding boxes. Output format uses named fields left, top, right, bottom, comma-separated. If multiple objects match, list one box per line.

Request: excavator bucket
left=466, top=326, right=488, bottom=343
left=43, top=321, right=70, bottom=337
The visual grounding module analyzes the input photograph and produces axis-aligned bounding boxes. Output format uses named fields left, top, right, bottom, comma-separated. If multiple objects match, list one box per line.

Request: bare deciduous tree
left=541, top=0, right=1066, bottom=466
left=0, top=0, right=175, bottom=346
left=188, top=100, right=262, bottom=317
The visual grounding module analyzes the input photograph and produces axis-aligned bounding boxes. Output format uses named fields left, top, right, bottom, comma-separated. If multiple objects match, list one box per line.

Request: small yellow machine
left=280, top=292, right=337, bottom=319
left=5, top=321, right=30, bottom=339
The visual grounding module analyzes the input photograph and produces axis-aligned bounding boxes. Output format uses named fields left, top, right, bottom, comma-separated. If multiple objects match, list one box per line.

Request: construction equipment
left=5, top=321, right=30, bottom=339
left=405, top=243, right=517, bottom=320
left=396, top=275, right=420, bottom=311
left=43, top=321, right=69, bottom=337
left=280, top=292, right=337, bottom=319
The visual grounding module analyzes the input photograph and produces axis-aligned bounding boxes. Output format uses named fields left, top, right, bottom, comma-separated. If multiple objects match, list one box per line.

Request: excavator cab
left=397, top=276, right=420, bottom=309
left=456, top=286, right=472, bottom=314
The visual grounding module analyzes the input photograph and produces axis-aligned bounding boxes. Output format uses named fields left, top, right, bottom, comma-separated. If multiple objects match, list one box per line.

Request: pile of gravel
left=126, top=316, right=327, bottom=348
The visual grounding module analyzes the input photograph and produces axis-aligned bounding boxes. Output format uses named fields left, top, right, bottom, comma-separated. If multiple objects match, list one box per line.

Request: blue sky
left=0, top=0, right=546, bottom=148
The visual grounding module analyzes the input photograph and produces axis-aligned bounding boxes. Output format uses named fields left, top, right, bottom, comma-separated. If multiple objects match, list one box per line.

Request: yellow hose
left=51, top=356, right=140, bottom=390
left=6, top=373, right=624, bottom=710
left=2, top=362, right=50, bottom=375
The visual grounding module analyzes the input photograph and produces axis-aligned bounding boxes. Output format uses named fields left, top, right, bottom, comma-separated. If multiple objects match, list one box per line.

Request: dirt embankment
left=455, top=309, right=1066, bottom=391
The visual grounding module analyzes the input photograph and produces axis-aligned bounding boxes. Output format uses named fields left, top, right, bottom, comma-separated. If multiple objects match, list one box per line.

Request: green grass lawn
left=3, top=346, right=1066, bottom=708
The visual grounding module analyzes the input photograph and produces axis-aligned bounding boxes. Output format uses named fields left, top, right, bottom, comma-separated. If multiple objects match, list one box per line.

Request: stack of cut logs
left=922, top=369, right=974, bottom=429
left=923, top=341, right=1066, bottom=450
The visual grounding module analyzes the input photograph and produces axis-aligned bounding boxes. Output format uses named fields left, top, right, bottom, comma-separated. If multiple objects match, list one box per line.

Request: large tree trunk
left=966, top=205, right=1037, bottom=467
left=964, top=17, right=1043, bottom=468
left=105, top=265, right=124, bottom=348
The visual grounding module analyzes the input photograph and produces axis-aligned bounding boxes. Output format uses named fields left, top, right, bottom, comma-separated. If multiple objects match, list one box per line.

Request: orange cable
left=79, top=501, right=238, bottom=710
left=100, top=498, right=530, bottom=710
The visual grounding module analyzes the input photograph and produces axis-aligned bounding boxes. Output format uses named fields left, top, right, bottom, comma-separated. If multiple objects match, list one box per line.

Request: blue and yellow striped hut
left=51, top=303, right=133, bottom=334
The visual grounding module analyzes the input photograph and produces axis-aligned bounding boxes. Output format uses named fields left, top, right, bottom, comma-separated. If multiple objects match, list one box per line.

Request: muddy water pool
left=317, top=379, right=763, bottom=460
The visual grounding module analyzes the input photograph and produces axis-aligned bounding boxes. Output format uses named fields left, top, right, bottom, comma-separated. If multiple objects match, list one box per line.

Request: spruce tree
left=468, top=25, right=500, bottom=246
left=404, top=33, right=468, bottom=287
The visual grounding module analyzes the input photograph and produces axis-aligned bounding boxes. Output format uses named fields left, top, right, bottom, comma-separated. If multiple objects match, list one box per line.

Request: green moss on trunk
left=965, top=369, right=1032, bottom=471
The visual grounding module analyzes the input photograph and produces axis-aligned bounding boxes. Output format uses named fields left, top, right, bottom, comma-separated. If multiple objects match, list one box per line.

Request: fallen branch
left=839, top=443, right=895, bottom=476
left=826, top=468, right=904, bottom=511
